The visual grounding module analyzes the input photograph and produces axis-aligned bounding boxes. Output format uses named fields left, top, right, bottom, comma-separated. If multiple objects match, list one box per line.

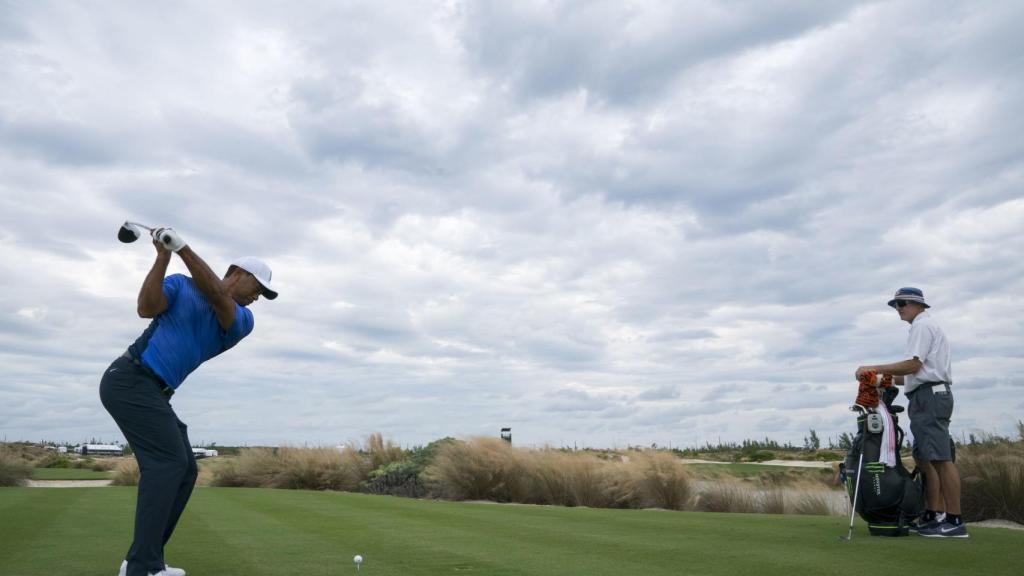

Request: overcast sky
left=1, top=1, right=1021, bottom=450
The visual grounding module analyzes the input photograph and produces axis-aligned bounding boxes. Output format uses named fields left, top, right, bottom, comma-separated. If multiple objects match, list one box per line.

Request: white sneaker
left=119, top=560, right=186, bottom=576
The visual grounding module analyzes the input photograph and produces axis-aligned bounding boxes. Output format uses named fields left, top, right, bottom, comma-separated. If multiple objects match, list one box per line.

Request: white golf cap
left=230, top=256, right=278, bottom=300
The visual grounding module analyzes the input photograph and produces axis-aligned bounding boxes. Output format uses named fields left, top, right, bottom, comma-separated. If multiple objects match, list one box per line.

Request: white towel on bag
left=877, top=404, right=897, bottom=467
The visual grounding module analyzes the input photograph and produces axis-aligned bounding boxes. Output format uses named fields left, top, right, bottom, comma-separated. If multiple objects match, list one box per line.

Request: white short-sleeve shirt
left=904, top=310, right=952, bottom=394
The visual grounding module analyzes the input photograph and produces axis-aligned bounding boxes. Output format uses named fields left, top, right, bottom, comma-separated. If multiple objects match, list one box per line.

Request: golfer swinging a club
left=100, top=227, right=277, bottom=576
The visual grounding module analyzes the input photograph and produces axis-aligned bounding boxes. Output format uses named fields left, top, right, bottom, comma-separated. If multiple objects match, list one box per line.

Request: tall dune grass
left=791, top=492, right=833, bottom=516
left=110, top=459, right=140, bottom=486
left=627, top=452, right=694, bottom=510
left=211, top=445, right=372, bottom=491
left=0, top=446, right=32, bottom=487
left=758, top=488, right=786, bottom=515
left=423, top=437, right=522, bottom=501
left=196, top=435, right=857, bottom=517
left=694, top=483, right=757, bottom=513
left=958, top=443, right=1024, bottom=524
left=424, top=438, right=693, bottom=510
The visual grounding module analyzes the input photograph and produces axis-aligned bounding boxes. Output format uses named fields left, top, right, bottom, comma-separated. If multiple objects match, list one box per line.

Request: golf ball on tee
left=354, top=555, right=363, bottom=564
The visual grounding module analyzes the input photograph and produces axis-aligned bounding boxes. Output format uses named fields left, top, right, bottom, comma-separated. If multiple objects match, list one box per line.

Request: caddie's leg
left=934, top=460, right=962, bottom=515
left=916, top=459, right=944, bottom=512
left=909, top=386, right=955, bottom=516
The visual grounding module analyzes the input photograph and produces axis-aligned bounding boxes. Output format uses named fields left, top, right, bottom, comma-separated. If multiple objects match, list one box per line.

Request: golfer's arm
left=138, top=252, right=172, bottom=318
left=176, top=246, right=236, bottom=330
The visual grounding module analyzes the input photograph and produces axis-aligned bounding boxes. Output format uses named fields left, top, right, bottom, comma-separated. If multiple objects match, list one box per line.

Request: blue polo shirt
left=129, top=274, right=254, bottom=389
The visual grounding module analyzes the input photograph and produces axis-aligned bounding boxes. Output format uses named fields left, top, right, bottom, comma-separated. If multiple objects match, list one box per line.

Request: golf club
left=119, top=221, right=177, bottom=248
left=839, top=405, right=867, bottom=542
left=118, top=221, right=154, bottom=243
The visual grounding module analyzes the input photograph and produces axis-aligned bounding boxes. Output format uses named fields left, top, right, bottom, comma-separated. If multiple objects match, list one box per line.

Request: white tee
left=904, top=310, right=952, bottom=394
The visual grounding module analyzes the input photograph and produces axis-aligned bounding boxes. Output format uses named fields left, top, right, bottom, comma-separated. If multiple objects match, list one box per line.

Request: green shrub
left=35, top=453, right=72, bottom=469
left=363, top=461, right=427, bottom=497
left=747, top=450, right=776, bottom=463
left=0, top=447, right=33, bottom=486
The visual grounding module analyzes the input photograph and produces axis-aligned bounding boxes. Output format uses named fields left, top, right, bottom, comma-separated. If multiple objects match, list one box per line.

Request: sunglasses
left=894, top=300, right=911, bottom=308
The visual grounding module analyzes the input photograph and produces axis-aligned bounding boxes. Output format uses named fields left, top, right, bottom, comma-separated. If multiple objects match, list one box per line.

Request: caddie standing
left=856, top=287, right=966, bottom=538
left=100, top=227, right=278, bottom=576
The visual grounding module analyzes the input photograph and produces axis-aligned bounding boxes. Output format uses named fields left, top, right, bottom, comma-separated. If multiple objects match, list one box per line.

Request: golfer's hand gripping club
left=153, top=227, right=187, bottom=252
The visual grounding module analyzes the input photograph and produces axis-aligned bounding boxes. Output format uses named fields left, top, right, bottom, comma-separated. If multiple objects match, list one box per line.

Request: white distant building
left=74, top=444, right=124, bottom=456
left=192, top=448, right=219, bottom=459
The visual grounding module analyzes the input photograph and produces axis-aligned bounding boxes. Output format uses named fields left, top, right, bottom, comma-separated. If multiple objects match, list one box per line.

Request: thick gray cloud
left=1, top=1, right=1021, bottom=449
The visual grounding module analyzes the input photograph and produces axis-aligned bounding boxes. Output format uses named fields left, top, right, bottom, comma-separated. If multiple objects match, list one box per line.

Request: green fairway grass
left=30, top=467, right=113, bottom=480
left=0, top=487, right=1019, bottom=576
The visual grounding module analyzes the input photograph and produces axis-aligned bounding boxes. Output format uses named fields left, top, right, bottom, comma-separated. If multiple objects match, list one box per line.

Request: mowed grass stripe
left=180, top=489, right=688, bottom=575
left=221, top=489, right=690, bottom=574
left=169, top=490, right=294, bottom=576
left=199, top=489, right=529, bottom=575
left=1, top=487, right=1021, bottom=576
left=177, top=489, right=1023, bottom=576
left=0, top=488, right=125, bottom=575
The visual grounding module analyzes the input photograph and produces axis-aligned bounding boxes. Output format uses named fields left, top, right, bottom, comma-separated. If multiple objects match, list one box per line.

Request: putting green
left=0, top=487, right=1019, bottom=575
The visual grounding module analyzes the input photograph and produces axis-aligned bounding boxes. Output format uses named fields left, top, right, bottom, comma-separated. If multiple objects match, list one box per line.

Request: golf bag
left=839, top=387, right=925, bottom=536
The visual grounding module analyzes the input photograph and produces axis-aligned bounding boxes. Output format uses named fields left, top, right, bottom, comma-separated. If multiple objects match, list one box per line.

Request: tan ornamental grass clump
left=211, top=447, right=283, bottom=488
left=274, top=446, right=372, bottom=491
left=424, top=439, right=693, bottom=511
left=958, top=443, right=1024, bottom=524
left=110, top=458, right=140, bottom=486
left=530, top=449, right=614, bottom=508
left=0, top=445, right=32, bottom=487
left=365, top=432, right=406, bottom=470
left=424, top=437, right=524, bottom=502
left=622, top=451, right=694, bottom=511
left=790, top=491, right=834, bottom=516
left=758, top=488, right=787, bottom=515
left=210, top=445, right=374, bottom=491
left=694, top=482, right=758, bottom=513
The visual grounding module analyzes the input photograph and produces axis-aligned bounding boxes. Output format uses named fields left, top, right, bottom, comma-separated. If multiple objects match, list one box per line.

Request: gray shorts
left=908, top=384, right=954, bottom=462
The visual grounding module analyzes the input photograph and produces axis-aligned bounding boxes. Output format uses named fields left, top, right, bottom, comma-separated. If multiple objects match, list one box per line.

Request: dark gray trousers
left=100, top=355, right=198, bottom=576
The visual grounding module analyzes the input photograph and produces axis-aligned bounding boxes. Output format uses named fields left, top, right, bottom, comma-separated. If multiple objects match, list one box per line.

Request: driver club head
left=118, top=222, right=142, bottom=243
